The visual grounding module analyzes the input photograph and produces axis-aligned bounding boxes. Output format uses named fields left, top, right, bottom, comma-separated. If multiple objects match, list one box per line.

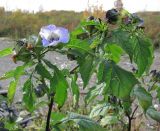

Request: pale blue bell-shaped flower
left=39, top=25, right=70, bottom=47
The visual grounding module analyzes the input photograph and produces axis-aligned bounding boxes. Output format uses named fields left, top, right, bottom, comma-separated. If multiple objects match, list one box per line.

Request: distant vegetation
left=0, top=7, right=160, bottom=46
left=0, top=7, right=82, bottom=38
left=138, top=12, right=160, bottom=47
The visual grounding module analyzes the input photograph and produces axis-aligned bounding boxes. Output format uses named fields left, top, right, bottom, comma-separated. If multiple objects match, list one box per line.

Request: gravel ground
left=0, top=37, right=160, bottom=130
left=0, top=37, right=160, bottom=98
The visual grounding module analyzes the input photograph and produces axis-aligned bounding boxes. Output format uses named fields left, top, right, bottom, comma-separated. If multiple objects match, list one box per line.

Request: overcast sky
left=0, top=0, right=160, bottom=13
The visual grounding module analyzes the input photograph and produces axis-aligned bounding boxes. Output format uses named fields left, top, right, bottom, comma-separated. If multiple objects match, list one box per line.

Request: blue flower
left=39, top=25, right=70, bottom=47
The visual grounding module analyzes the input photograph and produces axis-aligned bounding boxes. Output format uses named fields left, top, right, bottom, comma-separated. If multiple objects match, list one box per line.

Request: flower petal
left=39, top=25, right=56, bottom=40
left=48, top=41, right=59, bottom=46
left=45, top=25, right=56, bottom=30
left=42, top=38, right=50, bottom=47
left=54, top=27, right=70, bottom=43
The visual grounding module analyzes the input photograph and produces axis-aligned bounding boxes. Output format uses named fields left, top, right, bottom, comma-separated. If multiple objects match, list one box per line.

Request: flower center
left=48, top=32, right=60, bottom=42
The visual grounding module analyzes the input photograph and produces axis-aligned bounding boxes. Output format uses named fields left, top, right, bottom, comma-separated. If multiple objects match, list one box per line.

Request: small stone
left=19, top=111, right=30, bottom=118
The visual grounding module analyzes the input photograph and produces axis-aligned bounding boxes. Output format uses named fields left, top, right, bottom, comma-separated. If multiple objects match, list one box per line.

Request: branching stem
left=126, top=105, right=138, bottom=131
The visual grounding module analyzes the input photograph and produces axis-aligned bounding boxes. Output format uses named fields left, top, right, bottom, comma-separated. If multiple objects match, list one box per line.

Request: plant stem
left=46, top=96, right=54, bottom=131
left=131, top=106, right=138, bottom=119
left=126, top=105, right=138, bottom=131
left=70, top=65, right=79, bottom=74
left=126, top=112, right=132, bottom=131
left=128, top=116, right=132, bottom=131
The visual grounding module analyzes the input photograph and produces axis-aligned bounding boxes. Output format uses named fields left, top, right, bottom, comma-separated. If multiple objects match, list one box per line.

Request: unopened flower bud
left=12, top=55, right=17, bottom=63
left=27, top=43, right=34, bottom=50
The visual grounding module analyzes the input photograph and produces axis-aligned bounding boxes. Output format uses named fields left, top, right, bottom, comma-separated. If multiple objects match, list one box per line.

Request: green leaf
left=80, top=20, right=100, bottom=26
left=43, top=59, right=55, bottom=69
left=7, top=64, right=27, bottom=104
left=105, top=44, right=123, bottom=63
left=89, top=36, right=101, bottom=49
left=100, top=115, right=119, bottom=126
left=110, top=64, right=138, bottom=98
left=43, top=59, right=68, bottom=107
left=16, top=52, right=32, bottom=63
left=90, top=103, right=113, bottom=118
left=133, top=86, right=152, bottom=112
left=52, top=125, right=63, bottom=131
left=22, top=79, right=35, bottom=112
left=107, top=29, right=153, bottom=76
left=133, top=36, right=153, bottom=76
left=34, top=36, right=44, bottom=54
left=0, top=70, right=15, bottom=80
left=61, top=112, right=105, bottom=131
left=35, top=63, right=52, bottom=80
left=97, top=62, right=106, bottom=83
left=98, top=61, right=138, bottom=99
left=14, top=65, right=26, bottom=80
left=50, top=65, right=68, bottom=107
left=0, top=95, right=7, bottom=102
left=0, top=48, right=13, bottom=58
left=146, top=106, right=160, bottom=122
left=71, top=74, right=79, bottom=107
left=85, top=84, right=104, bottom=104
left=67, top=39, right=92, bottom=55
left=4, top=121, right=17, bottom=130
left=7, top=80, right=18, bottom=104
left=122, top=100, right=132, bottom=114
left=107, top=29, right=134, bottom=61
left=78, top=55, right=94, bottom=88
left=72, top=27, right=85, bottom=37
left=0, top=63, right=31, bottom=80
left=51, top=112, right=66, bottom=126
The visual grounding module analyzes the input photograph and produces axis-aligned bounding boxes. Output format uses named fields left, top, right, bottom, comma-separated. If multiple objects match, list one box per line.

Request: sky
left=0, top=0, right=160, bottom=13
